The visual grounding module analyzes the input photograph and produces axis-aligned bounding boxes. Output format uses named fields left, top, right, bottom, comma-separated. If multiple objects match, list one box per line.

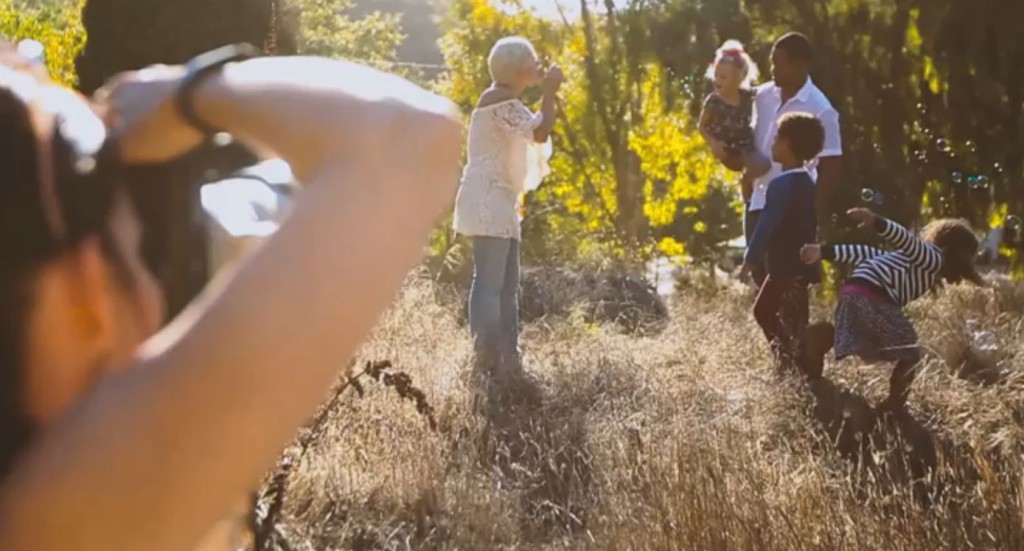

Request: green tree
left=289, top=0, right=403, bottom=64
left=350, top=0, right=444, bottom=68
left=438, top=0, right=736, bottom=270
left=738, top=0, right=1023, bottom=268
left=0, top=0, right=85, bottom=87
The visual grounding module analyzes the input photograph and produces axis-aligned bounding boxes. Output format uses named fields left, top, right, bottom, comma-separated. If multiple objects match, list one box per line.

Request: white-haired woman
left=453, top=36, right=562, bottom=374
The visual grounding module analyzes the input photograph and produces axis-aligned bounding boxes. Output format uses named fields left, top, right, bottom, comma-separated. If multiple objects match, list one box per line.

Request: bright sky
left=511, top=0, right=629, bottom=20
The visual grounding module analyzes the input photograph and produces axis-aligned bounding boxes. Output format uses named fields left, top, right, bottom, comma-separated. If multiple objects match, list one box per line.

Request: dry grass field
left=253, top=272, right=1024, bottom=550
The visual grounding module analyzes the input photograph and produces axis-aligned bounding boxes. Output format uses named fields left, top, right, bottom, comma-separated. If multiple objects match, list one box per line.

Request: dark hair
left=0, top=83, right=129, bottom=477
left=774, top=32, right=814, bottom=64
left=776, top=112, right=824, bottom=162
left=921, top=219, right=983, bottom=284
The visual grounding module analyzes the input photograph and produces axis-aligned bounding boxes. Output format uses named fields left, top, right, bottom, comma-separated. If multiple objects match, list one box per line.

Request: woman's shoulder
left=476, top=88, right=521, bottom=110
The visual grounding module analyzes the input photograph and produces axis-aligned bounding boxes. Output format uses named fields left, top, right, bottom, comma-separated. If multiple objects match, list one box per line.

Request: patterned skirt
left=834, top=292, right=919, bottom=363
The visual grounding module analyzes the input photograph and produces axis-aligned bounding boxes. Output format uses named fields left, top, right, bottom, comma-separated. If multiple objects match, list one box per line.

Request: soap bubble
left=860, top=188, right=884, bottom=205
left=951, top=171, right=963, bottom=184
left=968, top=175, right=990, bottom=191
left=936, top=138, right=951, bottom=153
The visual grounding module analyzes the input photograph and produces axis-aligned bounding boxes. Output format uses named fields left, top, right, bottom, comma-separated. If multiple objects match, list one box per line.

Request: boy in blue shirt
left=742, top=113, right=824, bottom=373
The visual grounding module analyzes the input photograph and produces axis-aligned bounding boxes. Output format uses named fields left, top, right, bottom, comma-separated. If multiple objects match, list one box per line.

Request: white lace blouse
left=453, top=99, right=549, bottom=241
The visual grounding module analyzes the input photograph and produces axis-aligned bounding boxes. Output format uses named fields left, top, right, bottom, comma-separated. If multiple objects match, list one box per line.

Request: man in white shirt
left=745, top=32, right=843, bottom=285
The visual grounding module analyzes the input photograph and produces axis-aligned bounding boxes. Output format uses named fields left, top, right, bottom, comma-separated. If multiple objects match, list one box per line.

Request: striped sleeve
left=822, top=244, right=886, bottom=265
left=877, top=218, right=943, bottom=272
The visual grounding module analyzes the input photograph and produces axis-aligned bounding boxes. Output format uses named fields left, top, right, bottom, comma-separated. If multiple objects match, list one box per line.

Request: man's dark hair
left=776, top=113, right=824, bottom=162
left=774, top=32, right=813, bottom=64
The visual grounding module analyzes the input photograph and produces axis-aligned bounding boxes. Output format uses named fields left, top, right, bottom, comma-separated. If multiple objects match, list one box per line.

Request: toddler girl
left=699, top=40, right=771, bottom=202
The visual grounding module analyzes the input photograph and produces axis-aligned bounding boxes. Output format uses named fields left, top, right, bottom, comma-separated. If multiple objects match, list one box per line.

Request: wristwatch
left=175, top=43, right=261, bottom=138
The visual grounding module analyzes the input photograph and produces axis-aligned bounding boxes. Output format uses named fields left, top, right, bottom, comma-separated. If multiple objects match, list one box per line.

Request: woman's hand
left=542, top=64, right=564, bottom=93
left=800, top=244, right=821, bottom=264
left=94, top=64, right=206, bottom=165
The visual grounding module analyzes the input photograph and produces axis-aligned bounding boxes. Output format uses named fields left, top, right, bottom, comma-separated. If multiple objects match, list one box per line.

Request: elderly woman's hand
left=94, top=64, right=206, bottom=165
left=542, top=64, right=563, bottom=93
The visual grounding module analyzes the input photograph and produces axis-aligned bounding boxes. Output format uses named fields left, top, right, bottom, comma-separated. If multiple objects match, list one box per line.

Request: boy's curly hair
left=776, top=113, right=824, bottom=162
left=921, top=218, right=983, bottom=284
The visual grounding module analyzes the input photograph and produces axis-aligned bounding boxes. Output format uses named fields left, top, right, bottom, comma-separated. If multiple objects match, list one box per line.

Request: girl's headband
left=719, top=48, right=746, bottom=63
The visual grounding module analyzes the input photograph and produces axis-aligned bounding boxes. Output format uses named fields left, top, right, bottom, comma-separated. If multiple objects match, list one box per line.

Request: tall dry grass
left=255, top=273, right=1024, bottom=550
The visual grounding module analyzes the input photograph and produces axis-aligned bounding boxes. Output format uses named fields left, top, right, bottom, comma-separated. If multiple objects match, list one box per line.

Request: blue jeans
left=468, top=236, right=520, bottom=357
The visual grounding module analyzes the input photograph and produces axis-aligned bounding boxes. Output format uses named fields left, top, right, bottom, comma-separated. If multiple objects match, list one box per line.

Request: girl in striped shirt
left=800, top=208, right=982, bottom=412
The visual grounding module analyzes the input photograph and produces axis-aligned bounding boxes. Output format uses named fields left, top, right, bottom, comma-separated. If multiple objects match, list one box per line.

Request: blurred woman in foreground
left=0, top=42, right=461, bottom=550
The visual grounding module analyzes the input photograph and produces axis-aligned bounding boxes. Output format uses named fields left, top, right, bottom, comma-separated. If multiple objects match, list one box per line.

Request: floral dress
left=453, top=99, right=549, bottom=241
left=702, top=89, right=756, bottom=152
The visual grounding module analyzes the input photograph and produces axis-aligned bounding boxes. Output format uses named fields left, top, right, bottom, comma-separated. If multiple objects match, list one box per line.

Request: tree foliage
left=439, top=0, right=738, bottom=269
left=349, top=0, right=443, bottom=67
left=439, top=0, right=1024, bottom=273
left=11, top=0, right=1023, bottom=277
left=288, top=0, right=403, bottom=64
left=762, top=0, right=1023, bottom=271
left=0, top=0, right=85, bottom=87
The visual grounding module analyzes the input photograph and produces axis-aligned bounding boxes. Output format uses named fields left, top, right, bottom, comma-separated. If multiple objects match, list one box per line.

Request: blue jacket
left=745, top=169, right=821, bottom=283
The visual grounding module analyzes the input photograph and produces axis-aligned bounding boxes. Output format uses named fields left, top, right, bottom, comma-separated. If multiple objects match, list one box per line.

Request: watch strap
left=176, top=43, right=260, bottom=137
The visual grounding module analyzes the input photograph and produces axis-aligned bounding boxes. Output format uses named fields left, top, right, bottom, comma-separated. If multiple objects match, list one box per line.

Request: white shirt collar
left=777, top=166, right=809, bottom=177
left=769, top=77, right=815, bottom=104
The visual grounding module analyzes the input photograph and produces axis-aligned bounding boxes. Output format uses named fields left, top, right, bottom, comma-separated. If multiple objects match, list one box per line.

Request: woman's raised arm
left=0, top=56, right=462, bottom=551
